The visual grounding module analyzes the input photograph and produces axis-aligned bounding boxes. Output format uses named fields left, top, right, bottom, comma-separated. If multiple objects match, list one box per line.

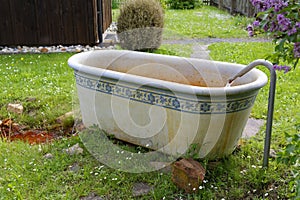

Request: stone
left=68, top=162, right=80, bottom=172
left=132, top=182, right=153, bottom=197
left=80, top=192, right=104, bottom=200
left=43, top=153, right=54, bottom=159
left=269, top=149, right=276, bottom=158
left=56, top=111, right=75, bottom=124
left=40, top=47, right=49, bottom=53
left=242, top=118, right=265, bottom=138
left=7, top=103, right=23, bottom=114
left=172, top=158, right=206, bottom=193
left=64, top=143, right=84, bottom=155
left=26, top=97, right=37, bottom=102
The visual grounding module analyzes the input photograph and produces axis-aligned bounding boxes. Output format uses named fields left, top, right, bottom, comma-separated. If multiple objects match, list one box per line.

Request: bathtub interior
left=73, top=50, right=262, bottom=88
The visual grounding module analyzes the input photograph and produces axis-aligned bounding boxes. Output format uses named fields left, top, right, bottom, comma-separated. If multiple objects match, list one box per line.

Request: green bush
left=117, top=0, right=164, bottom=51
left=167, top=0, right=203, bottom=9
left=158, top=0, right=168, bottom=9
left=112, top=0, right=121, bottom=9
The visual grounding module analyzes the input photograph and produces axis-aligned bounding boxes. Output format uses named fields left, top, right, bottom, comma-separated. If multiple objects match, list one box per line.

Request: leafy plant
left=117, top=0, right=164, bottom=51
left=167, top=0, right=203, bottom=9
left=277, top=131, right=300, bottom=198
left=112, top=0, right=122, bottom=9
left=247, top=0, right=300, bottom=71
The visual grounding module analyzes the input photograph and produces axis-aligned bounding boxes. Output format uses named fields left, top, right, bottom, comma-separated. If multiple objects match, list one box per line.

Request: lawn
left=1, top=5, right=299, bottom=200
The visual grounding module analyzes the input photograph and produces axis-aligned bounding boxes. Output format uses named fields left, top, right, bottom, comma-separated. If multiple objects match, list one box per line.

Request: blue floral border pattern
left=75, top=72, right=257, bottom=114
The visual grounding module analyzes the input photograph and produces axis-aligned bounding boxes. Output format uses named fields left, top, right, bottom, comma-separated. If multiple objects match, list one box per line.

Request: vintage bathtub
left=68, top=50, right=267, bottom=159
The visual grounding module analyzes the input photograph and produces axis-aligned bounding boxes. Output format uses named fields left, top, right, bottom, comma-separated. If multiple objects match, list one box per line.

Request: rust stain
left=10, top=131, right=54, bottom=144
left=107, top=65, right=209, bottom=87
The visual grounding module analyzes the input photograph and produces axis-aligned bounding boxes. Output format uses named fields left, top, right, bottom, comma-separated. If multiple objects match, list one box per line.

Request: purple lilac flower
left=263, top=24, right=269, bottom=32
left=288, top=27, right=297, bottom=36
left=270, top=22, right=279, bottom=32
left=295, top=22, right=300, bottom=29
left=247, top=24, right=255, bottom=37
left=253, top=20, right=260, bottom=27
left=294, top=43, right=300, bottom=58
left=274, top=0, right=288, bottom=12
left=250, top=0, right=288, bottom=12
left=248, top=31, right=254, bottom=37
left=273, top=64, right=291, bottom=73
left=277, top=14, right=291, bottom=31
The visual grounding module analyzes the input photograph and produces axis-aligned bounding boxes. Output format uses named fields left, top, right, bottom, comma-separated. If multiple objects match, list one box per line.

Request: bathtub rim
left=68, top=50, right=268, bottom=97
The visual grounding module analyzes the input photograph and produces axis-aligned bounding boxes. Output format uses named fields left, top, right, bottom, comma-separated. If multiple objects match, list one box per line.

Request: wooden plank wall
left=210, top=0, right=257, bottom=17
left=0, top=0, right=108, bottom=46
left=102, top=0, right=112, bottom=33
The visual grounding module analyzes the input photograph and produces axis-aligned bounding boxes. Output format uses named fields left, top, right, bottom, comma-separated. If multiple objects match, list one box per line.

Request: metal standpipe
left=228, top=59, right=277, bottom=168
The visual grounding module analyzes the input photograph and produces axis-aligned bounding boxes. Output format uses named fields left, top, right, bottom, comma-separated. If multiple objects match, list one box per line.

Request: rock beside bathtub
left=7, top=103, right=24, bottom=114
left=132, top=182, right=154, bottom=197
left=172, top=158, right=206, bottom=193
left=64, top=143, right=84, bottom=155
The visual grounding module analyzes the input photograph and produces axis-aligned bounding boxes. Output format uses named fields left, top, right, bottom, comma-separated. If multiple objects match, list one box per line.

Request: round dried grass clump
left=117, top=0, right=164, bottom=51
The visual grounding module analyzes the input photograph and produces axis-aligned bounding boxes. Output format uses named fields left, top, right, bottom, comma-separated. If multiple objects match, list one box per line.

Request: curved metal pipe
left=228, top=59, right=277, bottom=168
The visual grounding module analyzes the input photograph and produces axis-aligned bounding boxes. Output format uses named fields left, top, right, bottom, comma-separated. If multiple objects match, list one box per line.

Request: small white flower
left=199, top=186, right=204, bottom=190
left=251, top=165, right=257, bottom=168
left=203, top=179, right=208, bottom=183
left=264, top=193, right=269, bottom=197
left=193, top=187, right=196, bottom=191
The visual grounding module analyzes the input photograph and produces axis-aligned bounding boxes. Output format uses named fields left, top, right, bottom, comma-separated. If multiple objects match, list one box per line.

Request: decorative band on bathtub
left=75, top=73, right=257, bottom=114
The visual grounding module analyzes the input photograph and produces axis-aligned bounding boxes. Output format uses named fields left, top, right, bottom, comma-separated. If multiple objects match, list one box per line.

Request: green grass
left=1, top=6, right=299, bottom=200
left=164, top=6, right=251, bottom=39
left=0, top=53, right=75, bottom=128
left=113, top=6, right=252, bottom=40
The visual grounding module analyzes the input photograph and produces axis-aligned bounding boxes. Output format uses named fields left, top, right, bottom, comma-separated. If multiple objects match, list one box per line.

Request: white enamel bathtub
left=68, top=50, right=267, bottom=159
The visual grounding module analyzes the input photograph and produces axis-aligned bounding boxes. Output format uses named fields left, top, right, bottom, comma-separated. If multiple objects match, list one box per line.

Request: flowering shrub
left=247, top=0, right=300, bottom=72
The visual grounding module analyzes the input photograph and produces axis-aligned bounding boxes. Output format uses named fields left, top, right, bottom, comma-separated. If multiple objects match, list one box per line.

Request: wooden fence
left=210, top=0, right=257, bottom=17
left=0, top=0, right=112, bottom=46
